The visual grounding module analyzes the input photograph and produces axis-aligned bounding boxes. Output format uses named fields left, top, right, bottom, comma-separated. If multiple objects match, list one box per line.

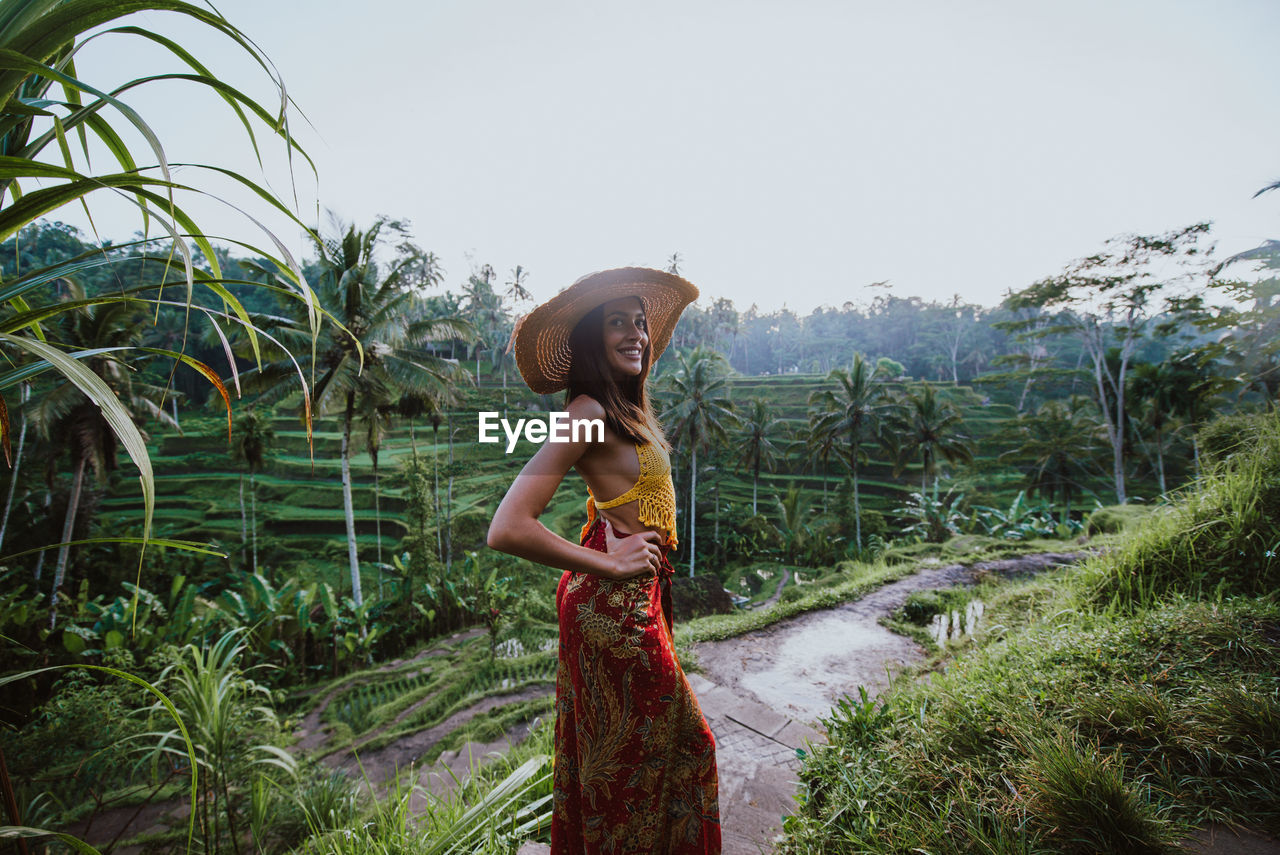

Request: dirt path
left=690, top=551, right=1088, bottom=855
left=760, top=568, right=791, bottom=609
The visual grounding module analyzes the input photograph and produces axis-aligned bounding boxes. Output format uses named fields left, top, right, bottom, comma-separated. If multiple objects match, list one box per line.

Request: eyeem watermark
left=478, top=412, right=604, bottom=453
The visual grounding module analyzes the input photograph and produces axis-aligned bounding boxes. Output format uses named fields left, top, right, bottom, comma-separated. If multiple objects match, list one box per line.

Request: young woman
left=488, top=267, right=720, bottom=854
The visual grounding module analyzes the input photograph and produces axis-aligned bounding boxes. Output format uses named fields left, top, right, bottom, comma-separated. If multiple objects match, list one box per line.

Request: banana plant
left=971, top=490, right=1062, bottom=540
left=893, top=488, right=968, bottom=543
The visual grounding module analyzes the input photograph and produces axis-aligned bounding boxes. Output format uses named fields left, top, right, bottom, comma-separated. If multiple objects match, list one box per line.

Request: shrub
left=262, top=768, right=360, bottom=847
left=1197, top=411, right=1271, bottom=466
left=779, top=584, right=808, bottom=604
left=1084, top=504, right=1151, bottom=536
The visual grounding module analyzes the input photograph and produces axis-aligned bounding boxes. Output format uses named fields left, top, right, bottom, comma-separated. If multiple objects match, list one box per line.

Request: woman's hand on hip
left=603, top=518, right=662, bottom=580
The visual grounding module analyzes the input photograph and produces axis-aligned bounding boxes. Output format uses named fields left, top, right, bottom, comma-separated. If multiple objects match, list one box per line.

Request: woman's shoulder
left=566, top=394, right=607, bottom=422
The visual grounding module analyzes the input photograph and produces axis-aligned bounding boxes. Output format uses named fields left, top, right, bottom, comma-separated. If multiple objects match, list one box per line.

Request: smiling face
left=600, top=296, right=649, bottom=380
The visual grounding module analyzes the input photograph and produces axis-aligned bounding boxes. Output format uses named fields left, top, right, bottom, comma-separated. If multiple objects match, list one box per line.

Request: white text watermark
left=478, top=412, right=605, bottom=453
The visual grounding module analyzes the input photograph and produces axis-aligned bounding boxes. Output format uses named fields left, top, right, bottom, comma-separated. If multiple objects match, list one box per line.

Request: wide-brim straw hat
left=511, top=267, right=699, bottom=394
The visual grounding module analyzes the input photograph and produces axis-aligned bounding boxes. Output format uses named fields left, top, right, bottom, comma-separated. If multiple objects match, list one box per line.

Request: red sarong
left=551, top=516, right=721, bottom=854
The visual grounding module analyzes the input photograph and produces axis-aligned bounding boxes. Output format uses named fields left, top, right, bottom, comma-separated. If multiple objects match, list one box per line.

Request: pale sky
left=50, top=0, right=1280, bottom=314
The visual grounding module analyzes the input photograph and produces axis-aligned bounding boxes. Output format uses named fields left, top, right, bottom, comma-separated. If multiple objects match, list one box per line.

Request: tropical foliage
left=2, top=5, right=1276, bottom=853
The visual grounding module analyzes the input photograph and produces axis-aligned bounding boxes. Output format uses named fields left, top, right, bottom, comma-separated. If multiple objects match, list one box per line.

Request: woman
left=488, top=267, right=720, bottom=854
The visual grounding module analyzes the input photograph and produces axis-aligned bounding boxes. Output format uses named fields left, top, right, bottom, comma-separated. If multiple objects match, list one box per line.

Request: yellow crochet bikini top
left=581, top=440, right=679, bottom=550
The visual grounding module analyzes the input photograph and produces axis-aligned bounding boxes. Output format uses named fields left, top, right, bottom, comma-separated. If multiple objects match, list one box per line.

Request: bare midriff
left=595, top=502, right=672, bottom=548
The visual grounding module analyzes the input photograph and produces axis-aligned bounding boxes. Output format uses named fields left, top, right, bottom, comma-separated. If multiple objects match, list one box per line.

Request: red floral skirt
left=551, top=516, right=720, bottom=854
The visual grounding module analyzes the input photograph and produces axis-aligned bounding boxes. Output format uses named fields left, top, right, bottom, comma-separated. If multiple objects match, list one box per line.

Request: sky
left=50, top=0, right=1280, bottom=315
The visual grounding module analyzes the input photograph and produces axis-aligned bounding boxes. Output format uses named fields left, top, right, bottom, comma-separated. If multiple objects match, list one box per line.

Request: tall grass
left=1073, top=414, right=1280, bottom=611
left=294, top=751, right=553, bottom=854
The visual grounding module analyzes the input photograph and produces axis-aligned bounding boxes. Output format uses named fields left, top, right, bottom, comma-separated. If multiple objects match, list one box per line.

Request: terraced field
left=100, top=373, right=1108, bottom=586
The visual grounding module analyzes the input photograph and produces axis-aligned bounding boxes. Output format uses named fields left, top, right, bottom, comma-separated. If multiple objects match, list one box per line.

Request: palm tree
left=245, top=217, right=472, bottom=610
left=660, top=346, right=737, bottom=576
left=396, top=386, right=454, bottom=564
left=1127, top=355, right=1221, bottom=494
left=499, top=265, right=531, bottom=414
left=231, top=406, right=274, bottom=574
left=737, top=397, right=783, bottom=515
left=800, top=415, right=838, bottom=513
left=460, top=264, right=506, bottom=385
left=999, top=399, right=1101, bottom=526
left=808, top=355, right=893, bottom=549
left=31, top=297, right=176, bottom=628
left=0, top=0, right=311, bottom=581
left=774, top=485, right=814, bottom=564
left=889, top=383, right=974, bottom=495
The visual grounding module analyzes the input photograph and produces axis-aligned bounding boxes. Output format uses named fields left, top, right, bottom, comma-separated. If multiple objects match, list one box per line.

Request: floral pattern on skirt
left=551, top=516, right=720, bottom=854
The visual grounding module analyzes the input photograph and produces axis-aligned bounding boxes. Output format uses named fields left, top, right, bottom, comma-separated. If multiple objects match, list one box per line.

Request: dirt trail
left=760, top=568, right=791, bottom=609
left=690, top=551, right=1088, bottom=855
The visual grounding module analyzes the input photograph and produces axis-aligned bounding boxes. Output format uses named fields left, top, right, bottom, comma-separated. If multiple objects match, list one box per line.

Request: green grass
left=778, top=413, right=1280, bottom=854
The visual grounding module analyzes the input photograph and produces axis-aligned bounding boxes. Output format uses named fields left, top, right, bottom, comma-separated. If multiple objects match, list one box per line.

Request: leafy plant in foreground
left=0, top=0, right=319, bottom=589
left=146, top=628, right=293, bottom=855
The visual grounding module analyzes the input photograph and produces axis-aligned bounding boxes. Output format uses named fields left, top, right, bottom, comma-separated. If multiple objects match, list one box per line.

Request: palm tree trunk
left=33, top=490, right=50, bottom=581
left=0, top=382, right=31, bottom=551
left=250, top=472, right=258, bottom=575
left=374, top=461, right=382, bottom=566
left=445, top=411, right=454, bottom=574
left=340, top=393, right=364, bottom=609
left=820, top=458, right=828, bottom=512
left=853, top=455, right=863, bottom=550
left=752, top=458, right=759, bottom=516
left=688, top=445, right=697, bottom=577
left=49, top=453, right=87, bottom=630
left=432, top=424, right=443, bottom=563
left=714, top=476, right=720, bottom=560
left=1155, top=425, right=1167, bottom=495
left=239, top=474, right=247, bottom=567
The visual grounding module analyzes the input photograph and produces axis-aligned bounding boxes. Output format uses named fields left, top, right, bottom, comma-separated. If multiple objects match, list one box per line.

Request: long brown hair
left=565, top=300, right=669, bottom=449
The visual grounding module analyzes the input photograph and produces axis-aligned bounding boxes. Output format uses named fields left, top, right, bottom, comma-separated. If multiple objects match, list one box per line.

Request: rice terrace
left=2, top=2, right=1279, bottom=854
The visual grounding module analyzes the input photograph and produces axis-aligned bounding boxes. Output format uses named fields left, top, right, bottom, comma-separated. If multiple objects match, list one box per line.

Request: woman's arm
left=486, top=396, right=661, bottom=580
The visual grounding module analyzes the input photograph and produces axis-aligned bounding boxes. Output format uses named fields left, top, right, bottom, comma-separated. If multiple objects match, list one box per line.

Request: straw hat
left=510, top=267, right=699, bottom=394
